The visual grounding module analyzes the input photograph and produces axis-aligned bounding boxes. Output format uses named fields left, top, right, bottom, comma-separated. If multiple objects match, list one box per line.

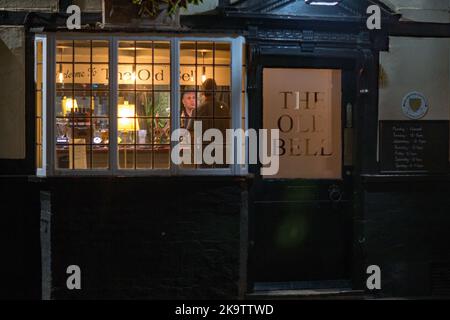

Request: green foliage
left=132, top=0, right=204, bottom=17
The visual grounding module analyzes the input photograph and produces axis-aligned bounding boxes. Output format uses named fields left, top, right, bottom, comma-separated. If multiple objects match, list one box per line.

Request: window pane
left=92, top=41, right=109, bottom=63
left=262, top=68, right=342, bottom=179
left=118, top=92, right=136, bottom=145
left=213, top=92, right=231, bottom=118
left=154, top=92, right=170, bottom=117
left=196, top=65, right=213, bottom=88
left=180, top=65, right=196, bottom=86
left=56, top=91, right=71, bottom=117
left=72, top=145, right=91, bottom=169
left=118, top=92, right=136, bottom=109
left=73, top=117, right=91, bottom=143
left=37, top=41, right=43, bottom=63
left=74, top=64, right=91, bottom=89
left=180, top=42, right=196, bottom=65
left=154, top=146, right=170, bottom=169
left=56, top=148, right=70, bottom=169
left=136, top=92, right=153, bottom=118
left=92, top=64, right=109, bottom=90
left=56, top=41, right=73, bottom=62
left=154, top=118, right=170, bottom=144
left=137, top=119, right=152, bottom=144
left=92, top=145, right=109, bottom=169
left=92, top=92, right=109, bottom=117
left=136, top=64, right=153, bottom=90
left=154, top=41, right=170, bottom=64
left=119, top=41, right=135, bottom=63
left=92, top=118, right=109, bottom=145
left=36, top=91, right=42, bottom=117
left=215, top=42, right=231, bottom=65
left=154, top=64, right=170, bottom=91
left=119, top=146, right=135, bottom=169
left=215, top=66, right=231, bottom=88
left=36, top=63, right=43, bottom=90
left=197, top=42, right=214, bottom=64
left=74, top=40, right=91, bottom=63
left=136, top=145, right=153, bottom=169
left=56, top=118, right=70, bottom=144
left=56, top=63, right=73, bottom=89
left=118, top=64, right=135, bottom=90
left=136, top=41, right=153, bottom=64
left=36, top=40, right=44, bottom=169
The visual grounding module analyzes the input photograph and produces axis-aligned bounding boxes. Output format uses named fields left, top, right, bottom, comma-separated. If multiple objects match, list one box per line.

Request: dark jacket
left=195, top=97, right=230, bottom=134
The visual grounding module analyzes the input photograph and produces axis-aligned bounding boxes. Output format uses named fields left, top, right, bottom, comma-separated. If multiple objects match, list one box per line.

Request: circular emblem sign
left=402, top=92, right=428, bottom=119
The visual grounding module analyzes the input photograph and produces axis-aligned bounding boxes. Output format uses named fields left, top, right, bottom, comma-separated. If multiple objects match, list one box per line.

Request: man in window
left=181, top=90, right=196, bottom=129
left=195, top=78, right=230, bottom=168
left=196, top=78, right=230, bottom=135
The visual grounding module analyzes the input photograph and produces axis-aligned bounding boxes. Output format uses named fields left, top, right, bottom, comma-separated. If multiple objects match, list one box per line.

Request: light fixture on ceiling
left=201, top=51, right=207, bottom=84
left=58, top=47, right=64, bottom=84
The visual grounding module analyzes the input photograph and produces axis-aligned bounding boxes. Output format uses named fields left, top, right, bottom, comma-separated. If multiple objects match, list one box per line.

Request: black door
left=248, top=56, right=356, bottom=290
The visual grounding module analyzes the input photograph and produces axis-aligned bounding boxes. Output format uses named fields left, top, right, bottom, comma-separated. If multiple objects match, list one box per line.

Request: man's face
left=182, top=92, right=196, bottom=111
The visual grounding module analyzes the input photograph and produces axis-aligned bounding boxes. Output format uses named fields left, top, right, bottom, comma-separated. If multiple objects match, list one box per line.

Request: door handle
left=328, top=185, right=343, bottom=203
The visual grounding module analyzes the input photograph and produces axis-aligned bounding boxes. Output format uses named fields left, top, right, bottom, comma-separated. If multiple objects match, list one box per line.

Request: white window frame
left=36, top=33, right=247, bottom=177
left=35, top=35, right=47, bottom=177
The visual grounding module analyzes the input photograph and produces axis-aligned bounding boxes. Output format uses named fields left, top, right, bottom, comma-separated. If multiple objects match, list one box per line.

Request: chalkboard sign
left=380, top=121, right=449, bottom=173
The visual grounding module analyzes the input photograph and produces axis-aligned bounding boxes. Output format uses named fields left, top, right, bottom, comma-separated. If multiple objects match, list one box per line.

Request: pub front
left=1, top=0, right=450, bottom=299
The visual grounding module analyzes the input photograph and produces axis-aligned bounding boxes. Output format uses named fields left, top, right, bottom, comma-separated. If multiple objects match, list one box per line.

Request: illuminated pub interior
left=1, top=0, right=450, bottom=299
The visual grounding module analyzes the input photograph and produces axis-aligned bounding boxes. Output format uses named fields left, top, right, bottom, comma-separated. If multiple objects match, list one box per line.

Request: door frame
left=245, top=43, right=376, bottom=292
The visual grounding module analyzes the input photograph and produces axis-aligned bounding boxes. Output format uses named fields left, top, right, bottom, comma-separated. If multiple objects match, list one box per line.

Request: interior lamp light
left=62, top=96, right=78, bottom=116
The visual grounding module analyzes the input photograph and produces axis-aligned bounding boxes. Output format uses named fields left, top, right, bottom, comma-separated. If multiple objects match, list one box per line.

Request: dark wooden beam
left=389, top=21, right=450, bottom=38
left=0, top=10, right=102, bottom=28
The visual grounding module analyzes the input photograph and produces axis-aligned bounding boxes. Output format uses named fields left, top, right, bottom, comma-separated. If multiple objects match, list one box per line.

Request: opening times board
left=380, top=121, right=449, bottom=173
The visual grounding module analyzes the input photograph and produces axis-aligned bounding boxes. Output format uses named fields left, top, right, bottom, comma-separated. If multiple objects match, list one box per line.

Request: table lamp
left=118, top=100, right=139, bottom=168
left=62, top=96, right=78, bottom=116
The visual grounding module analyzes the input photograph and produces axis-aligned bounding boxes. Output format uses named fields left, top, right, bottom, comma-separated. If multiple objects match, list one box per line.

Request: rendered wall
left=382, top=0, right=450, bottom=23
left=379, top=37, right=450, bottom=121
left=0, top=26, right=26, bottom=159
